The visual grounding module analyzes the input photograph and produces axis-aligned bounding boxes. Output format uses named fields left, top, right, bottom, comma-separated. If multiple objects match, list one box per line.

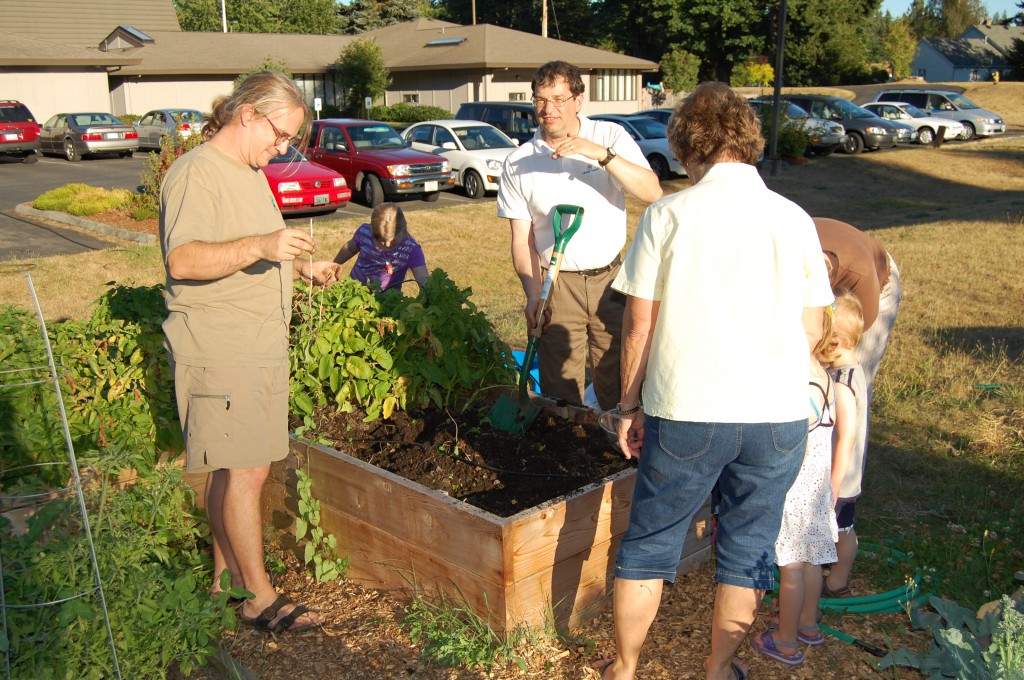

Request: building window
left=508, top=92, right=527, bottom=101
left=403, top=94, right=420, bottom=103
left=592, top=69, right=636, bottom=102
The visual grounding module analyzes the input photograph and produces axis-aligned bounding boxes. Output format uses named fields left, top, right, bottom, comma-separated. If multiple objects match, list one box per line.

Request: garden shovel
left=490, top=204, right=584, bottom=435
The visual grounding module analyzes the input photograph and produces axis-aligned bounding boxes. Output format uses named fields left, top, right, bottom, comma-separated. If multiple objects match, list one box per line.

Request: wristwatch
left=598, top=147, right=617, bottom=168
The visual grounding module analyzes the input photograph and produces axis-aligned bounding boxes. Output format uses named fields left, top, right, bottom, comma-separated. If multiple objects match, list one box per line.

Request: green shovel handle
left=552, top=204, right=584, bottom=253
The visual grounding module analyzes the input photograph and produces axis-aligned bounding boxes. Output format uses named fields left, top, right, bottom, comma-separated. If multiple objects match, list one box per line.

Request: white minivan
left=871, top=89, right=1005, bottom=140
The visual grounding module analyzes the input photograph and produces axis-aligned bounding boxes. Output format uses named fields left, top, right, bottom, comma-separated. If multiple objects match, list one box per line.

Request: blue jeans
left=615, top=417, right=807, bottom=590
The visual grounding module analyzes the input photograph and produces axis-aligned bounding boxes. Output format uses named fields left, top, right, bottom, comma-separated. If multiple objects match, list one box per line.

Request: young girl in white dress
left=751, top=305, right=839, bottom=666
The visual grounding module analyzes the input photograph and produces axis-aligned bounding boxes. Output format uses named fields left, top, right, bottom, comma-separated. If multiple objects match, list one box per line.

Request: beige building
left=1, top=0, right=658, bottom=123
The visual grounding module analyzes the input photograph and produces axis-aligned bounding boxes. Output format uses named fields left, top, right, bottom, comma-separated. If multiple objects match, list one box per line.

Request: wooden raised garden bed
left=261, top=399, right=712, bottom=632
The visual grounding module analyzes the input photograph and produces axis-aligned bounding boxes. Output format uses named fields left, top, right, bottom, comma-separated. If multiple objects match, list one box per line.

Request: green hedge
left=368, top=103, right=453, bottom=124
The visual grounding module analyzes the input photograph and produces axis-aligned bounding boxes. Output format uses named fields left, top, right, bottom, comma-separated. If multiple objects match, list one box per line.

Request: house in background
left=912, top=21, right=1023, bottom=82
left=1, top=0, right=657, bottom=123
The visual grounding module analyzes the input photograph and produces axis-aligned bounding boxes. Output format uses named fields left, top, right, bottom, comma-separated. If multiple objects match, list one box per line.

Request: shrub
left=368, top=103, right=453, bottom=124
left=33, top=185, right=132, bottom=216
left=117, top=113, right=141, bottom=126
left=134, top=132, right=204, bottom=221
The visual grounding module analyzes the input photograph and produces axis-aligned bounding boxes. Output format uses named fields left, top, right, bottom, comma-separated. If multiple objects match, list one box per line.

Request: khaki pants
left=537, top=262, right=624, bottom=410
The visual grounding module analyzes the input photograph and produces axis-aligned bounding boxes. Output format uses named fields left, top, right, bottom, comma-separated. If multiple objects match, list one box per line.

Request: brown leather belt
left=564, top=255, right=621, bottom=277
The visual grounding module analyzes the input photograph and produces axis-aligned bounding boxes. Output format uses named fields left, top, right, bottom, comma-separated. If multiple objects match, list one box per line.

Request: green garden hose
left=764, top=542, right=934, bottom=655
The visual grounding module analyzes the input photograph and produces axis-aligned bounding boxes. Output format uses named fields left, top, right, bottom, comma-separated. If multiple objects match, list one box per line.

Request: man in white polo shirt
left=497, top=61, right=663, bottom=409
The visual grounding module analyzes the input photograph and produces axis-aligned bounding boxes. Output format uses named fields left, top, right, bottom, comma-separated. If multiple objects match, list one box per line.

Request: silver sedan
left=38, top=112, right=139, bottom=161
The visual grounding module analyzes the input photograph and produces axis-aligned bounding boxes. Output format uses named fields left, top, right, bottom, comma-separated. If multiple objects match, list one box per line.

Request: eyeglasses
left=532, top=96, right=576, bottom=109
left=257, top=110, right=298, bottom=147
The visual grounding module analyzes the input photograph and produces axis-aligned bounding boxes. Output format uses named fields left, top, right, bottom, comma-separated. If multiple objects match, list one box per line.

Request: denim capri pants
left=615, top=416, right=807, bottom=590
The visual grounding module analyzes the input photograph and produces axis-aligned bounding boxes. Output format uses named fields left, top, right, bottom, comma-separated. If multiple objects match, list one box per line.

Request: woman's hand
left=617, top=411, right=645, bottom=460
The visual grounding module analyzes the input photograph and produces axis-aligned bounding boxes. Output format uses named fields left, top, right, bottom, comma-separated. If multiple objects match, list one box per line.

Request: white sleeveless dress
left=775, top=376, right=840, bottom=567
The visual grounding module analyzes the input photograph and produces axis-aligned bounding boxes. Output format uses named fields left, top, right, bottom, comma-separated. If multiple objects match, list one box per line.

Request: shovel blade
left=488, top=393, right=541, bottom=435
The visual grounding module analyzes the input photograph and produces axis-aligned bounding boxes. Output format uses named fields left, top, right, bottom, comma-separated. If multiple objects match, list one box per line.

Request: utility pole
left=472, top=0, right=476, bottom=25
left=541, top=0, right=548, bottom=38
left=221, top=0, right=227, bottom=33
left=769, top=0, right=788, bottom=176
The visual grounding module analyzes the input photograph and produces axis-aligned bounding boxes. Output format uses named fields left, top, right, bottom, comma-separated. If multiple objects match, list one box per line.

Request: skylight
left=426, top=37, right=466, bottom=46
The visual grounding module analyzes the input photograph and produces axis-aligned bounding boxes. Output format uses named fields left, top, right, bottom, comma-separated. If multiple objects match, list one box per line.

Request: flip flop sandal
left=798, top=625, right=827, bottom=646
left=730, top=660, right=750, bottom=680
left=750, top=630, right=805, bottom=666
left=590, top=657, right=615, bottom=678
left=239, top=595, right=318, bottom=634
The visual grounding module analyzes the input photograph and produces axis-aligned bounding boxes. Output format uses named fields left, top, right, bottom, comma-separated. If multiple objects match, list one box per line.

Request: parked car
left=454, top=102, right=538, bottom=145
left=304, top=119, right=454, bottom=207
left=588, top=114, right=684, bottom=179
left=748, top=99, right=847, bottom=156
left=887, top=119, right=919, bottom=145
left=263, top=146, right=351, bottom=216
left=871, top=89, right=1004, bottom=140
left=0, top=100, right=40, bottom=163
left=782, top=95, right=900, bottom=154
left=632, top=108, right=675, bottom=125
left=402, top=120, right=517, bottom=199
left=134, top=108, right=205, bottom=149
left=38, top=112, right=139, bottom=161
left=861, top=101, right=966, bottom=144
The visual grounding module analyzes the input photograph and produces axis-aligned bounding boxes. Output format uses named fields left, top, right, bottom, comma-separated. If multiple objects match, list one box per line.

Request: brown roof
left=3, top=0, right=181, bottom=49
left=364, top=18, right=659, bottom=72
left=115, top=31, right=355, bottom=75
left=0, top=31, right=139, bottom=66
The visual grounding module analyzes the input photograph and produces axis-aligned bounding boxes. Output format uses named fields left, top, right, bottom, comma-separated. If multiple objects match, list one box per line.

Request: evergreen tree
left=338, top=0, right=431, bottom=34
left=334, top=38, right=392, bottom=116
left=660, top=48, right=700, bottom=93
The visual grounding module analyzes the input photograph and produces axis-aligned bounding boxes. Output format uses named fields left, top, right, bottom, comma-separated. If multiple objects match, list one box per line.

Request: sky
left=881, top=0, right=1020, bottom=18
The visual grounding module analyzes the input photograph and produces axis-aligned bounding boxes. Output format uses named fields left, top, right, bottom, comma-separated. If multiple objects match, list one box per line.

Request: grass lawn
left=3, top=86, right=1023, bottom=614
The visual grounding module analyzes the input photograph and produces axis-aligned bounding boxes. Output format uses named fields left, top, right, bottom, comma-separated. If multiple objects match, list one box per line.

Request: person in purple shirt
left=332, top=203, right=429, bottom=292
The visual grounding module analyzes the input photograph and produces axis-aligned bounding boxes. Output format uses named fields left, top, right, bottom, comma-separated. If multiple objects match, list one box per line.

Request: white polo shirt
left=613, top=162, right=834, bottom=424
left=497, top=114, right=650, bottom=272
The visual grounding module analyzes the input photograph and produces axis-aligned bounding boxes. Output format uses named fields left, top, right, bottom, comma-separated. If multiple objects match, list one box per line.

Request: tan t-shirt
left=814, top=218, right=889, bottom=330
left=160, top=143, right=292, bottom=367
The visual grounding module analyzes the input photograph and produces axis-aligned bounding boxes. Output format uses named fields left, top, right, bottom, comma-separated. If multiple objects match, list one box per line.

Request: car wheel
left=841, top=133, right=864, bottom=154
left=64, top=139, right=80, bottom=162
left=119, top=150, right=134, bottom=159
left=361, top=175, right=383, bottom=207
left=959, top=121, right=976, bottom=141
left=21, top=152, right=38, bottom=164
left=917, top=127, right=934, bottom=145
left=463, top=169, right=484, bottom=199
left=423, top=191, right=441, bottom=202
left=647, top=154, right=669, bottom=180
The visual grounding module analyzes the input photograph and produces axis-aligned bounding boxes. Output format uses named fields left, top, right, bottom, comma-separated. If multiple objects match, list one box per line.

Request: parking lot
left=0, top=152, right=494, bottom=260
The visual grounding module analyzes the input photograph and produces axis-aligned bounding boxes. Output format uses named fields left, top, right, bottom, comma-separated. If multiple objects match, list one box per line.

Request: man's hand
left=258, top=229, right=316, bottom=262
left=523, top=299, right=552, bottom=336
left=550, top=135, right=605, bottom=161
left=297, top=260, right=343, bottom=286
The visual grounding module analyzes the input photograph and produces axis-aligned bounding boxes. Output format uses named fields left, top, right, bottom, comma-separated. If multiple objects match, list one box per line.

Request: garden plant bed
left=265, top=396, right=712, bottom=633
left=301, top=399, right=634, bottom=517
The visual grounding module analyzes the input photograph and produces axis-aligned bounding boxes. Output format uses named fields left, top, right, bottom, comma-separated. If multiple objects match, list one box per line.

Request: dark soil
left=295, top=402, right=635, bottom=517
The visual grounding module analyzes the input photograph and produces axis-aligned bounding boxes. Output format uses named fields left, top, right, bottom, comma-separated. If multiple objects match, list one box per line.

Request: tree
left=434, top=0, right=596, bottom=45
left=660, top=49, right=700, bottom=93
left=338, top=0, right=431, bottom=34
left=883, top=17, right=919, bottom=79
left=173, top=0, right=339, bottom=33
left=1007, top=37, right=1024, bottom=78
left=906, top=0, right=987, bottom=38
left=173, top=0, right=222, bottom=31
left=783, top=0, right=881, bottom=86
left=280, top=0, right=340, bottom=34
left=234, top=58, right=293, bottom=90
left=334, top=38, right=391, bottom=116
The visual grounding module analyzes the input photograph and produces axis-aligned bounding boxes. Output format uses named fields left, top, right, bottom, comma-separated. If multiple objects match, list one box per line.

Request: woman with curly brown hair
left=596, top=82, right=834, bottom=680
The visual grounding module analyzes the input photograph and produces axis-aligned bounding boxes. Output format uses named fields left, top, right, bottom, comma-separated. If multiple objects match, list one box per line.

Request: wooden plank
left=316, top=503, right=508, bottom=622
left=504, top=469, right=635, bottom=584
left=301, top=441, right=507, bottom=584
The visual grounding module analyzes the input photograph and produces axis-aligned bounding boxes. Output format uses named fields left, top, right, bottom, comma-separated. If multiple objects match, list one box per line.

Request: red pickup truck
left=306, top=119, right=455, bottom=207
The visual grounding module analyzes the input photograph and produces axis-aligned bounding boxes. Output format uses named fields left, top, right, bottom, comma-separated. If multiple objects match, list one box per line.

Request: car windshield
left=947, top=93, right=978, bottom=110
left=348, top=125, right=406, bottom=149
left=832, top=99, right=876, bottom=119
left=72, top=113, right=122, bottom=127
left=172, top=110, right=204, bottom=124
left=753, top=101, right=809, bottom=119
left=268, top=146, right=308, bottom=164
left=455, top=125, right=515, bottom=150
left=901, top=104, right=928, bottom=118
left=0, top=105, right=34, bottom=123
left=623, top=117, right=667, bottom=139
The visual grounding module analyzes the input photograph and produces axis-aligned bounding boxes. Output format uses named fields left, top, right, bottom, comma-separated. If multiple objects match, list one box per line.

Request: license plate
left=105, top=132, right=120, bottom=140
left=313, top=194, right=329, bottom=205
left=423, top=181, right=438, bottom=192
left=3, top=133, right=17, bottom=141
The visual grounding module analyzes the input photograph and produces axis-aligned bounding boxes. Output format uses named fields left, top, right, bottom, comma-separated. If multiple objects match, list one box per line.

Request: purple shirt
left=349, top=223, right=426, bottom=291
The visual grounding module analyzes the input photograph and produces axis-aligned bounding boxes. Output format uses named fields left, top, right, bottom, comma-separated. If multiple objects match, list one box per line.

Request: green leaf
left=345, top=356, right=373, bottom=380
left=293, top=392, right=314, bottom=415
left=304, top=541, right=315, bottom=565
left=295, top=516, right=308, bottom=541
